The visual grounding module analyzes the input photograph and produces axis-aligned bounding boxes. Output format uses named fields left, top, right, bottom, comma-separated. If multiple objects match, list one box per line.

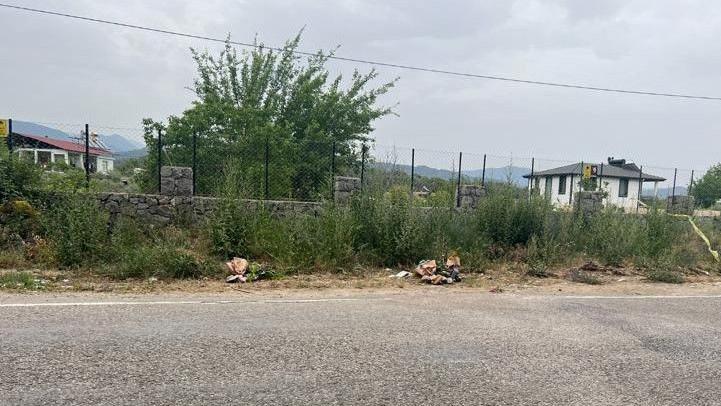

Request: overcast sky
left=1, top=0, right=720, bottom=179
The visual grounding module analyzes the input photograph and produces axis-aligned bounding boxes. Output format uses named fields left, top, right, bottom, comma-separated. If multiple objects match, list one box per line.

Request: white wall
left=97, top=157, right=114, bottom=174
left=535, top=175, right=642, bottom=212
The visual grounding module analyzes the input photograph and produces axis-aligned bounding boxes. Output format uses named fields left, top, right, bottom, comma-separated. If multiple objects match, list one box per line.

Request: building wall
left=536, top=175, right=642, bottom=211
left=97, top=157, right=114, bottom=174
left=16, top=148, right=114, bottom=174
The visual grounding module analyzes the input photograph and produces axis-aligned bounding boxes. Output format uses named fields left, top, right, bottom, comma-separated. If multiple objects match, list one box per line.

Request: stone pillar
left=334, top=176, right=361, bottom=204
left=160, top=166, right=193, bottom=197
left=667, top=195, right=694, bottom=215
left=457, top=185, right=486, bottom=209
left=576, top=191, right=604, bottom=215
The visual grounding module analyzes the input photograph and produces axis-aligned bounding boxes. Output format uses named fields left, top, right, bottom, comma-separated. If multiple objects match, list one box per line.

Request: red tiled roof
left=15, top=133, right=113, bottom=157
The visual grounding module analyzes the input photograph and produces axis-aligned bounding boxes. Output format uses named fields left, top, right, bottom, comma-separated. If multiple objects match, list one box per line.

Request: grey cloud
left=1, top=0, right=720, bottom=170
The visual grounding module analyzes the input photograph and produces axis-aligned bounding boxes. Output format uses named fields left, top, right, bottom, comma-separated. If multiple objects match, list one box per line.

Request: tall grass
left=0, top=177, right=709, bottom=279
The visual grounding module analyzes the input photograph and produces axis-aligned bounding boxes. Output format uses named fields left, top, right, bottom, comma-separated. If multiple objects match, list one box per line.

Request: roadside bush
left=351, top=196, right=434, bottom=266
left=0, top=158, right=42, bottom=202
left=0, top=271, right=38, bottom=290
left=110, top=245, right=213, bottom=279
left=474, top=191, right=551, bottom=247
left=42, top=195, right=111, bottom=267
left=647, top=269, right=685, bottom=284
left=568, top=269, right=602, bottom=285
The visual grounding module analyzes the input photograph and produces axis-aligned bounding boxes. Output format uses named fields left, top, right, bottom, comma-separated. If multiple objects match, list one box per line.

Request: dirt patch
left=2, top=266, right=721, bottom=296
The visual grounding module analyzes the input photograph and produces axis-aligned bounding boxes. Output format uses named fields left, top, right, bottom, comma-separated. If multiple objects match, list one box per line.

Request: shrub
left=0, top=271, right=38, bottom=290
left=110, top=245, right=213, bottom=279
left=647, top=269, right=685, bottom=284
left=0, top=199, right=42, bottom=245
left=568, top=269, right=602, bottom=285
left=42, top=195, right=111, bottom=267
left=474, top=190, right=550, bottom=247
left=0, top=158, right=42, bottom=202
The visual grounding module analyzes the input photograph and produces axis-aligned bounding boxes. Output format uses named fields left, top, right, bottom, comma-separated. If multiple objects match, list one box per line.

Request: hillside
left=371, top=162, right=530, bottom=185
left=11, top=120, right=143, bottom=153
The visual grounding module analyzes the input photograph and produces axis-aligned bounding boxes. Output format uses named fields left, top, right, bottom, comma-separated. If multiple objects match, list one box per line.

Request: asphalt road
left=2, top=291, right=721, bottom=405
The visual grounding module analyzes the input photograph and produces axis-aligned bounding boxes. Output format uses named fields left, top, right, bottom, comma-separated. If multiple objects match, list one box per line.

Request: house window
left=558, top=175, right=567, bottom=195
left=534, top=177, right=540, bottom=194
left=619, top=179, right=629, bottom=197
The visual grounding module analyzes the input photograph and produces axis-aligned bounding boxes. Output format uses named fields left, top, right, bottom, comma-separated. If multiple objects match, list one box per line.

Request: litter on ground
left=225, top=257, right=277, bottom=283
left=414, top=255, right=463, bottom=285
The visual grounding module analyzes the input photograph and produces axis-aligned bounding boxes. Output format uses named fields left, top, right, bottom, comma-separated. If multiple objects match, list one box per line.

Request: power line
left=2, top=3, right=721, bottom=101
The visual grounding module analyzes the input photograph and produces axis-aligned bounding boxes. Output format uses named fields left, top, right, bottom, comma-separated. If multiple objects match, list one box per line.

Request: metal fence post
left=191, top=130, right=197, bottom=196
left=568, top=163, right=575, bottom=205
left=689, top=170, right=695, bottom=196
left=157, top=128, right=162, bottom=194
left=528, top=157, right=535, bottom=201
left=481, top=154, right=486, bottom=187
left=410, top=148, right=415, bottom=197
left=264, top=135, right=269, bottom=200
left=360, top=143, right=367, bottom=192
left=637, top=165, right=644, bottom=214
left=85, top=124, right=90, bottom=189
left=331, top=141, right=336, bottom=200
left=456, top=151, right=463, bottom=208
left=6, top=118, right=12, bottom=157
left=671, top=167, right=677, bottom=201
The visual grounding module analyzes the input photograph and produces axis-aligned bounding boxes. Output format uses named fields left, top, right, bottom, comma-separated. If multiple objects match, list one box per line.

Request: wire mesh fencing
left=3, top=118, right=715, bottom=210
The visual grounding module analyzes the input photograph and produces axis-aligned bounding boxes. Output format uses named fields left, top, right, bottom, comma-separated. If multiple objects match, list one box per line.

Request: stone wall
left=97, top=192, right=322, bottom=225
left=160, top=166, right=193, bottom=196
left=457, top=185, right=486, bottom=209
left=334, top=176, right=361, bottom=204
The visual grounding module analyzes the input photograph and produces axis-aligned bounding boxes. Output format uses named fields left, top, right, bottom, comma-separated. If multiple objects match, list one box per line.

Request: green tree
left=142, top=33, right=397, bottom=198
left=692, top=163, right=721, bottom=208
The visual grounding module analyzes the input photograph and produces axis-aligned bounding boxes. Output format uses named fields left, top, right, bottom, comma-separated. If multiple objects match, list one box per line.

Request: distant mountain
left=643, top=186, right=689, bottom=198
left=99, top=133, right=143, bottom=154
left=114, top=148, right=148, bottom=163
left=11, top=120, right=143, bottom=153
left=371, top=162, right=530, bottom=185
left=12, top=121, right=74, bottom=141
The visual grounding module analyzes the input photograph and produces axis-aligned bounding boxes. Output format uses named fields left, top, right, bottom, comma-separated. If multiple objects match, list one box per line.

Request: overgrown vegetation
left=141, top=32, right=397, bottom=198
left=692, top=163, right=721, bottom=208
left=1, top=142, right=717, bottom=285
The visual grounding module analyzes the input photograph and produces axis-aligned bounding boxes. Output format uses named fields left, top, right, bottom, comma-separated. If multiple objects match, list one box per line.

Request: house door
left=544, top=177, right=552, bottom=199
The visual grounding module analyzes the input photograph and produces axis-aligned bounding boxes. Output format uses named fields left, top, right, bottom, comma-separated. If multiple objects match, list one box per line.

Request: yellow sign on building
left=0, top=119, right=8, bottom=137
left=583, top=164, right=592, bottom=179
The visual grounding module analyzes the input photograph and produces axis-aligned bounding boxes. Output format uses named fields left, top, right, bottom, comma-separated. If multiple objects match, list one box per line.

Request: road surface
left=2, top=291, right=721, bottom=405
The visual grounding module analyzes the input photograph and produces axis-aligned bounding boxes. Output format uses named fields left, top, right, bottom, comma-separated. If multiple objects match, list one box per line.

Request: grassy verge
left=0, top=182, right=718, bottom=286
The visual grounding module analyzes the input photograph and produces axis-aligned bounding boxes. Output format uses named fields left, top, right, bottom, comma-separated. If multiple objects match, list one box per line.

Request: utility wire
left=2, top=2, right=721, bottom=101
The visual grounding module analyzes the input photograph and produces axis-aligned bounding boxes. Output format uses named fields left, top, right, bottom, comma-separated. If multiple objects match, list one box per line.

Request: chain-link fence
left=3, top=118, right=713, bottom=210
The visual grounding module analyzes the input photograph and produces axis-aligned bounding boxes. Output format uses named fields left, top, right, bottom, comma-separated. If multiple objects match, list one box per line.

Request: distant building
left=524, top=158, right=665, bottom=211
left=11, top=132, right=114, bottom=174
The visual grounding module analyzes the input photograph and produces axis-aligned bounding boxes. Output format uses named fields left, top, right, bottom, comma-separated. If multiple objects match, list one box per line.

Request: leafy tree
left=142, top=32, right=397, bottom=198
left=692, top=163, right=721, bottom=208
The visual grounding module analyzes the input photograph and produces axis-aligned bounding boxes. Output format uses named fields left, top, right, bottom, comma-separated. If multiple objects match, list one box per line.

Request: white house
left=524, top=158, right=665, bottom=211
left=12, top=132, right=114, bottom=174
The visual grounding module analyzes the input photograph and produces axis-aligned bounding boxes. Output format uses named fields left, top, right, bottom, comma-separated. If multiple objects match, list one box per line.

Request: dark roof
left=13, top=133, right=112, bottom=157
left=524, top=162, right=665, bottom=182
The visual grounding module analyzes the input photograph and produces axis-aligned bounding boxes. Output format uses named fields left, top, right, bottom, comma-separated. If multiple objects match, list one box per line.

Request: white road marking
left=0, top=298, right=368, bottom=308
left=550, top=295, right=721, bottom=300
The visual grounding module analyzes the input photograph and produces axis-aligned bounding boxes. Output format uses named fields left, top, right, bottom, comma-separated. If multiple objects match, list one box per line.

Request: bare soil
left=2, top=265, right=721, bottom=296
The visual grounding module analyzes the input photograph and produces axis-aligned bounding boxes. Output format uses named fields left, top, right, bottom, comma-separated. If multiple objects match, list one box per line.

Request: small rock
left=148, top=277, right=158, bottom=283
